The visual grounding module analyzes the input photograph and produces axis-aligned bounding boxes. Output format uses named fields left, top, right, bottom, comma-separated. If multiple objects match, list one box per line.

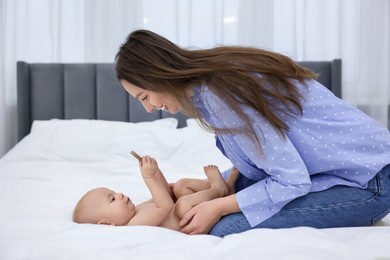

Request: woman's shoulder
left=193, top=84, right=231, bottom=116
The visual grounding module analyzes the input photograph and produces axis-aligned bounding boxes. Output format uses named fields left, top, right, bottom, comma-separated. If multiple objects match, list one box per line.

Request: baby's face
left=84, top=187, right=136, bottom=225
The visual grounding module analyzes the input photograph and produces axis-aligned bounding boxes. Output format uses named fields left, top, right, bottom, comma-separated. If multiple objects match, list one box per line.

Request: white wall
left=0, top=0, right=389, bottom=157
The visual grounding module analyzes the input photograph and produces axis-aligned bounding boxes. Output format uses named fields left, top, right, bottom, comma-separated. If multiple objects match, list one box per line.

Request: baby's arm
left=154, top=164, right=175, bottom=199
left=128, top=156, right=174, bottom=226
left=131, top=150, right=174, bottom=199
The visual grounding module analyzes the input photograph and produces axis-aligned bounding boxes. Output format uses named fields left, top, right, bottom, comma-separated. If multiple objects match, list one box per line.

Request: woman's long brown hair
left=115, top=30, right=317, bottom=152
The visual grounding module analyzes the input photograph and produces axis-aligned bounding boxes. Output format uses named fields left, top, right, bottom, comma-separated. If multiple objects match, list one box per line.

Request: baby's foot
left=226, top=167, right=240, bottom=195
left=203, top=165, right=229, bottom=197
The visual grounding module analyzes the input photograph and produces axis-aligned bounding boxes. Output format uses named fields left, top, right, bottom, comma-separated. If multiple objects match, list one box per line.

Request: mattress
left=0, top=118, right=389, bottom=260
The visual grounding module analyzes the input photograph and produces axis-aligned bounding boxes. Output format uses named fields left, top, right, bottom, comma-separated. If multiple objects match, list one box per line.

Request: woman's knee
left=209, top=213, right=251, bottom=237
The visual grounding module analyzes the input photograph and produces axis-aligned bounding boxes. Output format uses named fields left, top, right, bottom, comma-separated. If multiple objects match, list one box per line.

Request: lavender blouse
left=192, top=78, right=390, bottom=227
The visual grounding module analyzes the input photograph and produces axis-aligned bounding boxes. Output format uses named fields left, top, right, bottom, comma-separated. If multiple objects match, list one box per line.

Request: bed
left=1, top=59, right=389, bottom=260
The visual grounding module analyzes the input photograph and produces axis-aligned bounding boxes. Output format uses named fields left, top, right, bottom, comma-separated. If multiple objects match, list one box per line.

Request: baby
left=73, top=153, right=239, bottom=232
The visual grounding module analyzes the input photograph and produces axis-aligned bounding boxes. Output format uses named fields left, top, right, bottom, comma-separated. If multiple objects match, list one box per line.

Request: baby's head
left=73, top=187, right=136, bottom=226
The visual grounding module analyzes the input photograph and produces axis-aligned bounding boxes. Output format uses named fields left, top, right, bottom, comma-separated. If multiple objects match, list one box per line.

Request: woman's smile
left=121, top=80, right=180, bottom=114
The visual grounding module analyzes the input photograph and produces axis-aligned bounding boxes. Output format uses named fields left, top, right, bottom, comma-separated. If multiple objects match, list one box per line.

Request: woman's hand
left=180, top=194, right=240, bottom=235
left=179, top=200, right=222, bottom=235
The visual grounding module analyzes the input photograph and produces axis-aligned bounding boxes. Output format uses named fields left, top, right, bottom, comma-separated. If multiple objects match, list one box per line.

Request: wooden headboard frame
left=16, top=60, right=341, bottom=141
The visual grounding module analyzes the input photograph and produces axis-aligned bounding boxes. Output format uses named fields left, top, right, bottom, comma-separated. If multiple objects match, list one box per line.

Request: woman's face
left=121, top=80, right=181, bottom=114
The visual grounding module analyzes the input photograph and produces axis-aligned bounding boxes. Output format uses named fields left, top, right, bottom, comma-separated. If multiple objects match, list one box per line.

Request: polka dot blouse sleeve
left=200, top=87, right=312, bottom=227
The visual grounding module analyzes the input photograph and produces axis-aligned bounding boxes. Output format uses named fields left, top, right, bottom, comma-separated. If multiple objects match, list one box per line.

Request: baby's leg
left=202, top=165, right=229, bottom=197
left=173, top=178, right=210, bottom=199
left=174, top=165, right=229, bottom=219
left=225, top=167, right=240, bottom=195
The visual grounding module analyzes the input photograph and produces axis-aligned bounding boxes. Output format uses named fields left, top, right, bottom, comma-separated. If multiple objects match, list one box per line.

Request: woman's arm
left=196, top=86, right=312, bottom=228
left=179, top=194, right=239, bottom=234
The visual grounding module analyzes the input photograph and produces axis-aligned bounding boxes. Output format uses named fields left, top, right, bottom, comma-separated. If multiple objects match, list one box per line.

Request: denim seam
left=283, top=193, right=379, bottom=213
left=376, top=171, right=383, bottom=196
left=221, top=217, right=248, bottom=237
left=284, top=174, right=383, bottom=213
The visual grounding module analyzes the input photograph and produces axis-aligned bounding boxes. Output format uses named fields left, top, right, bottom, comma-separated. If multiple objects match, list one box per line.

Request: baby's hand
left=139, top=156, right=159, bottom=180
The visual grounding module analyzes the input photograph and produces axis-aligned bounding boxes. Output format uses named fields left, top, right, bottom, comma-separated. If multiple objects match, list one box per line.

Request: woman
left=115, top=29, right=390, bottom=237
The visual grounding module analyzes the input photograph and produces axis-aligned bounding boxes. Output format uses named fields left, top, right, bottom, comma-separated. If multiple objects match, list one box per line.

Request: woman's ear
left=97, top=219, right=115, bottom=226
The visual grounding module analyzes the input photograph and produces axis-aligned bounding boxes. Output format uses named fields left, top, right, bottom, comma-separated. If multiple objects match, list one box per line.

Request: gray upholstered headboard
left=16, top=59, right=341, bottom=141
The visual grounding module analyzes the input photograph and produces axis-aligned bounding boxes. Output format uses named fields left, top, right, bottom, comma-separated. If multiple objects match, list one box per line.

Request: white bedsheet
left=0, top=118, right=389, bottom=260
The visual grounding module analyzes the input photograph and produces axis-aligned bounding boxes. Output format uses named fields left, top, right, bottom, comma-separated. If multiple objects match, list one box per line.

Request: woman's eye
left=141, top=95, right=148, bottom=101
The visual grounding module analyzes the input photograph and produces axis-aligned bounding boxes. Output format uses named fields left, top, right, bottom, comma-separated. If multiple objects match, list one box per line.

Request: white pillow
left=31, top=117, right=178, bottom=132
left=2, top=118, right=179, bottom=163
left=1, top=117, right=232, bottom=177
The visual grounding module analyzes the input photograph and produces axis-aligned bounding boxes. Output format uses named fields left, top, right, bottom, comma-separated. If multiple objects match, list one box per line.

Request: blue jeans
left=210, top=165, right=390, bottom=237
